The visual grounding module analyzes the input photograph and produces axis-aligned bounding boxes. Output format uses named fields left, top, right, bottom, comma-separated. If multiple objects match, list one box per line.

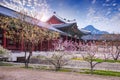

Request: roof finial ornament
left=74, top=19, right=76, bottom=21
left=53, top=11, right=56, bottom=14
left=64, top=18, right=66, bottom=20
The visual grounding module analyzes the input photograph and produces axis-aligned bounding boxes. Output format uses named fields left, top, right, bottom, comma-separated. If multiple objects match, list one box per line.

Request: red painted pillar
left=21, top=38, right=24, bottom=51
left=3, top=30, right=6, bottom=48
left=48, top=40, right=49, bottom=51
left=32, top=44, right=34, bottom=51
left=40, top=41, right=42, bottom=51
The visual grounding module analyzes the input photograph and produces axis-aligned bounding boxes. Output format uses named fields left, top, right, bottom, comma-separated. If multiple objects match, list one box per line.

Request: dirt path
left=0, top=67, right=119, bottom=80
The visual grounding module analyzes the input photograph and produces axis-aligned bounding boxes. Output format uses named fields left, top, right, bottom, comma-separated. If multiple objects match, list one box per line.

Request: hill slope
left=82, top=25, right=109, bottom=34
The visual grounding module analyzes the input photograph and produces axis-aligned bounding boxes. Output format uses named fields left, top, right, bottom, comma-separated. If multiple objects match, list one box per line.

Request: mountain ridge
left=81, top=25, right=109, bottom=34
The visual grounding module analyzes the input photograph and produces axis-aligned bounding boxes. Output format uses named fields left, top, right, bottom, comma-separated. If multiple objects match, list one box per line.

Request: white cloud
left=87, top=7, right=96, bottom=17
left=1, top=0, right=51, bottom=21
left=79, top=7, right=120, bottom=33
left=112, top=3, right=117, bottom=6
left=91, top=0, right=96, bottom=4
left=106, top=11, right=111, bottom=16
left=118, top=8, right=120, bottom=11
left=106, top=0, right=110, bottom=2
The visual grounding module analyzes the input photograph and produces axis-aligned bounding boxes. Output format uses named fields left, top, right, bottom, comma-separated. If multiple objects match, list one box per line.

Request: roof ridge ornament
left=53, top=11, right=56, bottom=14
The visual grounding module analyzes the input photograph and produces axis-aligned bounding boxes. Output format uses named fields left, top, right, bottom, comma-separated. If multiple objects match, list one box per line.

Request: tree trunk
left=114, top=56, right=119, bottom=61
left=24, top=42, right=28, bottom=68
left=24, top=42, right=33, bottom=68
left=112, top=45, right=120, bottom=61
left=26, top=51, right=32, bottom=68
left=90, top=61, right=94, bottom=74
left=90, top=67, right=94, bottom=74
left=55, top=66, right=61, bottom=71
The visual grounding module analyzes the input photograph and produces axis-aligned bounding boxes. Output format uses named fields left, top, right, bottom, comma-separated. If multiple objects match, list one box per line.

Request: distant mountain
left=81, top=25, right=109, bottom=34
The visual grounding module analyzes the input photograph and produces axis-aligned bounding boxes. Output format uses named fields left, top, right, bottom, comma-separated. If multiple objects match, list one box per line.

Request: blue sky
left=0, top=0, right=120, bottom=33
left=46, top=0, right=120, bottom=33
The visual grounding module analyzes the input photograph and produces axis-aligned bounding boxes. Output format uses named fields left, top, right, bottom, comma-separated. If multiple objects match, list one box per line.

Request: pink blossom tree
left=76, top=41, right=107, bottom=74
left=46, top=38, right=75, bottom=71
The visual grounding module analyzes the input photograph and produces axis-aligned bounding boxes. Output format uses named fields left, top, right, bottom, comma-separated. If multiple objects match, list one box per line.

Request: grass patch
left=80, top=69, right=120, bottom=77
left=21, top=65, right=51, bottom=71
left=105, top=59, right=120, bottom=63
left=72, top=57, right=120, bottom=63
left=35, top=66, right=50, bottom=70
left=21, top=66, right=34, bottom=69
left=93, top=59, right=104, bottom=63
left=20, top=64, right=120, bottom=77
left=71, top=57, right=83, bottom=61
left=58, top=68, right=71, bottom=72
left=56, top=68, right=120, bottom=77
left=0, top=62, right=13, bottom=66
left=94, top=59, right=120, bottom=63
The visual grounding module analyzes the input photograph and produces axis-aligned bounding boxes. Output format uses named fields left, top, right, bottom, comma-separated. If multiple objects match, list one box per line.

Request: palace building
left=0, top=5, right=89, bottom=51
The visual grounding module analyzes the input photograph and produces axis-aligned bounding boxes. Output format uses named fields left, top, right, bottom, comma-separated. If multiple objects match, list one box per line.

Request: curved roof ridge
left=54, top=13, right=76, bottom=23
left=46, top=12, right=76, bottom=24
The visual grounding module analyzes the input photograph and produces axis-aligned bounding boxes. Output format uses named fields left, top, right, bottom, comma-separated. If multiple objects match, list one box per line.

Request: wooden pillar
left=3, top=30, right=6, bottom=48
left=40, top=41, right=42, bottom=51
left=48, top=40, right=50, bottom=51
left=21, top=38, right=24, bottom=51
left=32, top=44, right=34, bottom=51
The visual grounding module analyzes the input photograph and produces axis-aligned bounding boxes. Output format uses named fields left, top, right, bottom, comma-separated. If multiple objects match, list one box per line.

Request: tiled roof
left=0, top=5, right=89, bottom=39
left=51, top=23, right=75, bottom=28
left=54, top=14, right=76, bottom=23
left=46, top=14, right=76, bottom=24
left=82, top=34, right=120, bottom=41
left=49, top=27, right=71, bottom=36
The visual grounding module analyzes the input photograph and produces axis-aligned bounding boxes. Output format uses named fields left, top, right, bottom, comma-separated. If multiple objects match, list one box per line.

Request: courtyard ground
left=0, top=66, right=120, bottom=80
